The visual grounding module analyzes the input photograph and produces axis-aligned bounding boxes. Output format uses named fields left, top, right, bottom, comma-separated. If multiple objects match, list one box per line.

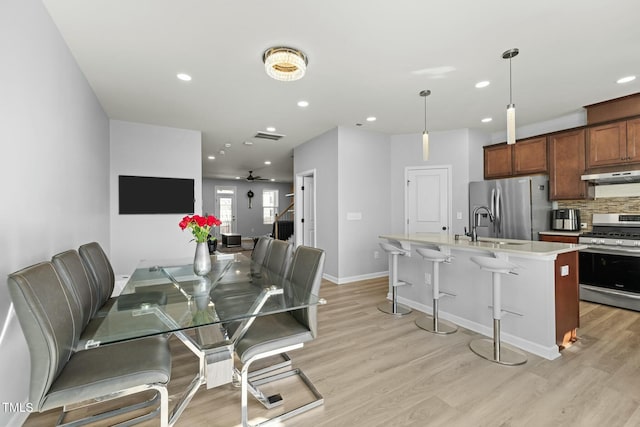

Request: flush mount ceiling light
left=502, top=48, right=519, bottom=145
left=419, top=90, right=431, bottom=161
left=263, top=47, right=308, bottom=82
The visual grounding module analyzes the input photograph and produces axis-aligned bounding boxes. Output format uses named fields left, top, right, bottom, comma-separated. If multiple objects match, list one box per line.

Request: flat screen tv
left=119, top=175, right=195, bottom=214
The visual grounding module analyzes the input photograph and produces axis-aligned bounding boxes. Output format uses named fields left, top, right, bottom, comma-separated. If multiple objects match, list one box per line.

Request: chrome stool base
left=377, top=301, right=412, bottom=316
left=469, top=338, right=527, bottom=366
left=415, top=316, right=457, bottom=334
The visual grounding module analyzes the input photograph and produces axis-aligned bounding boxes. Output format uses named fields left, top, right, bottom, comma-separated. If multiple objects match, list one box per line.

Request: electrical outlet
left=581, top=222, right=587, bottom=229
left=374, top=250, right=380, bottom=259
left=425, top=273, right=431, bottom=285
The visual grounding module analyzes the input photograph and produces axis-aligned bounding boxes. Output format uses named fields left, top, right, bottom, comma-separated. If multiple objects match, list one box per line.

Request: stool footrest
left=437, top=290, right=456, bottom=298
left=487, top=305, right=523, bottom=317
left=392, top=280, right=411, bottom=288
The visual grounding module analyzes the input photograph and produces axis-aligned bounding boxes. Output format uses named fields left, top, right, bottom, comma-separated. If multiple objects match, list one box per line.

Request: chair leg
left=240, top=344, right=323, bottom=427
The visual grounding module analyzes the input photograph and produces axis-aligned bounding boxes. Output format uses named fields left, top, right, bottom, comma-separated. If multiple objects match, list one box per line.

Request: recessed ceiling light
left=475, top=81, right=490, bottom=88
left=264, top=161, right=271, bottom=165
left=266, top=126, right=276, bottom=132
left=207, top=155, right=215, bottom=160
left=270, top=179, right=275, bottom=182
left=481, top=117, right=493, bottom=123
left=176, top=73, right=192, bottom=81
left=297, top=100, right=309, bottom=107
left=224, top=143, right=231, bottom=148
left=617, top=75, right=636, bottom=84
left=366, top=116, right=377, bottom=122
left=235, top=176, right=241, bottom=180
left=243, top=141, right=253, bottom=146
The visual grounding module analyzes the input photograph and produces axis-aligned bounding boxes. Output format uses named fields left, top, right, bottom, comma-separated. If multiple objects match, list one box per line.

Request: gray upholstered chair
left=251, top=236, right=273, bottom=266
left=262, top=239, right=293, bottom=279
left=78, top=242, right=166, bottom=315
left=234, top=245, right=325, bottom=426
left=7, top=262, right=171, bottom=426
left=52, top=249, right=167, bottom=350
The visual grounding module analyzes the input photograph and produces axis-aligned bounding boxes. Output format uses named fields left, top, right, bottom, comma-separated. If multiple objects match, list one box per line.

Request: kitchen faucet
left=468, top=206, right=494, bottom=242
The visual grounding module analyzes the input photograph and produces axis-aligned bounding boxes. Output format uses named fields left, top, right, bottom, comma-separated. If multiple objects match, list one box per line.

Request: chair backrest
left=7, top=262, right=79, bottom=410
left=52, top=249, right=98, bottom=326
left=251, top=236, right=272, bottom=265
left=78, top=242, right=114, bottom=305
left=263, top=240, right=293, bottom=278
left=284, top=246, right=325, bottom=338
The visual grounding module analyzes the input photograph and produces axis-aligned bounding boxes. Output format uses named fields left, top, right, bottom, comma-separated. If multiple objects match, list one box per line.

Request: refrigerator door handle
left=495, top=188, right=502, bottom=236
left=490, top=189, right=496, bottom=236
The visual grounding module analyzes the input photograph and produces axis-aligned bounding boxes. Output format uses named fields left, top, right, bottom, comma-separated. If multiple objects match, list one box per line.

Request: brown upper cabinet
left=586, top=118, right=640, bottom=169
left=548, top=129, right=593, bottom=200
left=484, top=136, right=547, bottom=179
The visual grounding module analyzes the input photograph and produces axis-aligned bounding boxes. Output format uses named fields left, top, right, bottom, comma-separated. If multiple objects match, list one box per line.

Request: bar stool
left=415, top=247, right=457, bottom=334
left=469, top=256, right=527, bottom=366
left=378, top=242, right=412, bottom=316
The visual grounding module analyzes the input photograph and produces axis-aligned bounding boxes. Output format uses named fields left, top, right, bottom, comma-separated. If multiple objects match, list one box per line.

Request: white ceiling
left=42, top=0, right=640, bottom=182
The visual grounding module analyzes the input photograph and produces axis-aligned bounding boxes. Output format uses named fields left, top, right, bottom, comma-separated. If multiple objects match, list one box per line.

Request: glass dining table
left=83, top=252, right=324, bottom=426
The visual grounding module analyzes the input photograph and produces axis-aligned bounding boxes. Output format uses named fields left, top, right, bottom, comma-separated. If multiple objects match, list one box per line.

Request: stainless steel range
left=579, top=213, right=640, bottom=311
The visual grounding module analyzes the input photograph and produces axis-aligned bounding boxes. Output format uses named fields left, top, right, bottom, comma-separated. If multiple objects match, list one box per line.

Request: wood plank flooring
left=24, top=276, right=640, bottom=427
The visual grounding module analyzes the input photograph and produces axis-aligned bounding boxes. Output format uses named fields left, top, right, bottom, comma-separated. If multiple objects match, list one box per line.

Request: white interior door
left=406, top=166, right=451, bottom=234
left=215, top=186, right=236, bottom=236
left=302, top=175, right=315, bottom=246
left=295, top=169, right=316, bottom=248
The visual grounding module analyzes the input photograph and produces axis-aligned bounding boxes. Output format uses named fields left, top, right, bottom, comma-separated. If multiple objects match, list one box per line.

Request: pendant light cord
left=509, top=57, right=513, bottom=105
left=424, top=95, right=427, bottom=133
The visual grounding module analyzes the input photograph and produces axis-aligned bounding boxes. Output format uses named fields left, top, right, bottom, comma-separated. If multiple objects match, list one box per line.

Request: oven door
left=579, top=247, right=640, bottom=293
left=579, top=247, right=640, bottom=312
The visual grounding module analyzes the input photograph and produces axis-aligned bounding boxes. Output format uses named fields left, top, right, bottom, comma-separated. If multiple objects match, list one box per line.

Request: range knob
left=616, top=240, right=624, bottom=245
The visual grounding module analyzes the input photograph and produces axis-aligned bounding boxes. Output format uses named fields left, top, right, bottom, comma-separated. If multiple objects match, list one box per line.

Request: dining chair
left=251, top=236, right=273, bottom=266
left=52, top=249, right=168, bottom=350
left=233, top=245, right=325, bottom=427
left=7, top=262, right=171, bottom=426
left=262, top=240, right=293, bottom=279
left=78, top=241, right=166, bottom=315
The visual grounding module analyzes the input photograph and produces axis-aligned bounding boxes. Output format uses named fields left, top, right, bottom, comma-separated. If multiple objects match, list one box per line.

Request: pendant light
left=419, top=90, right=431, bottom=160
left=502, top=48, right=519, bottom=145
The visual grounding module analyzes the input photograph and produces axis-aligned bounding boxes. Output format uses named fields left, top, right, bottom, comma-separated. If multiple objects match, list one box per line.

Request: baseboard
left=395, top=296, right=561, bottom=361
left=323, top=271, right=387, bottom=285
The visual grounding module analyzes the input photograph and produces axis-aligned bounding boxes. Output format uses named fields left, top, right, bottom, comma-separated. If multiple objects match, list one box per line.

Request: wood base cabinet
left=554, top=251, right=579, bottom=349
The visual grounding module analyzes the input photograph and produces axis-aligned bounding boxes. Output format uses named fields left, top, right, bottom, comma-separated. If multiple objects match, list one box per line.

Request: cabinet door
left=513, top=136, right=548, bottom=175
left=484, top=144, right=512, bottom=179
left=626, top=118, right=640, bottom=163
left=586, top=122, right=628, bottom=168
left=549, top=129, right=591, bottom=200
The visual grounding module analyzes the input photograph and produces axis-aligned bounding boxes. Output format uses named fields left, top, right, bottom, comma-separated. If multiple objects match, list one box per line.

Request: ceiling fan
left=246, top=170, right=268, bottom=181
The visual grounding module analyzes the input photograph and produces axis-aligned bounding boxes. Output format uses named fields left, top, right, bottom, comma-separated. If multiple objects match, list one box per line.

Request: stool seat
left=469, top=255, right=526, bottom=366
left=415, top=247, right=457, bottom=335
left=470, top=256, right=517, bottom=274
left=378, top=242, right=412, bottom=316
left=416, top=247, right=448, bottom=263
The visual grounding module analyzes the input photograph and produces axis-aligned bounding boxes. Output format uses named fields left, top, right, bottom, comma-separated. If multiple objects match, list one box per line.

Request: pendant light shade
left=419, top=90, right=431, bottom=161
left=502, top=48, right=519, bottom=145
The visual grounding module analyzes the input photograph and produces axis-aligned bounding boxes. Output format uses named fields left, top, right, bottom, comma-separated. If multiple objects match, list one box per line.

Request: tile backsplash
left=557, top=197, right=640, bottom=230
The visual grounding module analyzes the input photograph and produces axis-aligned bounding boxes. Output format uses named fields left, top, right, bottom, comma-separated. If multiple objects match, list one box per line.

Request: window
left=262, top=189, right=279, bottom=224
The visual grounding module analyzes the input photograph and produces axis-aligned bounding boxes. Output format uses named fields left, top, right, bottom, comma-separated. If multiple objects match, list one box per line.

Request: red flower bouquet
left=179, top=214, right=222, bottom=243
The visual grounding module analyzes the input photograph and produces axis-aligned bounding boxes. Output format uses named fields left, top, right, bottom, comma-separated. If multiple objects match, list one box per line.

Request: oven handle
left=581, top=284, right=640, bottom=300
left=580, top=246, right=640, bottom=257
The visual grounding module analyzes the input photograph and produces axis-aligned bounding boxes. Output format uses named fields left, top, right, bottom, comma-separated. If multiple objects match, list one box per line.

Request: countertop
left=379, top=233, right=587, bottom=257
left=538, top=230, right=582, bottom=237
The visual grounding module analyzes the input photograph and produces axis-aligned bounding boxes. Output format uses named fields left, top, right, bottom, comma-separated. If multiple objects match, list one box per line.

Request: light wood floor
left=25, top=276, right=640, bottom=427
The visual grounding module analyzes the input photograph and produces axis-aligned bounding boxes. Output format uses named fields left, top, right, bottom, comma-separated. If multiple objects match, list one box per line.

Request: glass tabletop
left=84, top=253, right=323, bottom=347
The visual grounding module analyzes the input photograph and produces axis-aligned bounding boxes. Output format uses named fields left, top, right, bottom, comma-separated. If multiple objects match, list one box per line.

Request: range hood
left=581, top=170, right=640, bottom=184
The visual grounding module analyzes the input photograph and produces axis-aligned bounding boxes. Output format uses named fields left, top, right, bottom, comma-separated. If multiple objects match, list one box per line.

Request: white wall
left=110, top=121, right=202, bottom=274
left=0, top=0, right=109, bottom=424
left=491, top=110, right=587, bottom=143
left=294, top=128, right=339, bottom=278
left=202, top=178, right=293, bottom=238
left=337, top=127, right=390, bottom=280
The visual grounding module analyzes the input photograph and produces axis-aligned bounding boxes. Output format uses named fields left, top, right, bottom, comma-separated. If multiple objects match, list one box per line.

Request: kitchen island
left=379, top=233, right=587, bottom=360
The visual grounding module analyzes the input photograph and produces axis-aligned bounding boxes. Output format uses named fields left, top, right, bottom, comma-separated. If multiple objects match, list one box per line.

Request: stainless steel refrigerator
left=469, top=175, right=551, bottom=241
